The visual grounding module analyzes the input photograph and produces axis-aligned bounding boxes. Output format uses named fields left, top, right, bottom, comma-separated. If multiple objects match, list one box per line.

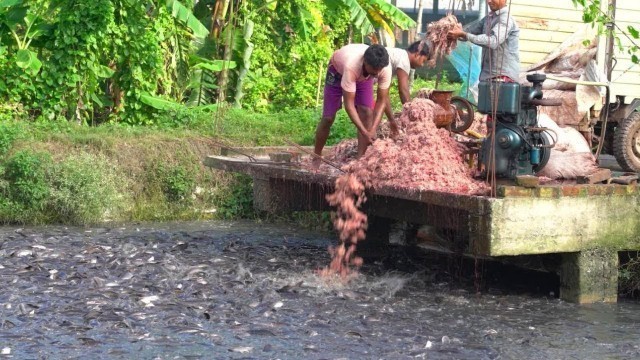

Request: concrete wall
left=478, top=185, right=640, bottom=256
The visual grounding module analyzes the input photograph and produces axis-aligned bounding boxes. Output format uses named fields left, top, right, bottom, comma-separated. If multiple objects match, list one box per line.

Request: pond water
left=1, top=220, right=639, bottom=359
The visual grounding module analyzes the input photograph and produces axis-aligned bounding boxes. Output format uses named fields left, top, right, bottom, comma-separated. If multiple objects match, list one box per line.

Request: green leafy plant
left=157, top=164, right=196, bottom=203
left=0, top=0, right=51, bottom=75
left=215, top=173, right=254, bottom=219
left=2, top=150, right=50, bottom=210
left=0, top=121, right=24, bottom=155
left=572, top=0, right=640, bottom=64
left=47, top=153, right=125, bottom=224
left=327, top=0, right=415, bottom=39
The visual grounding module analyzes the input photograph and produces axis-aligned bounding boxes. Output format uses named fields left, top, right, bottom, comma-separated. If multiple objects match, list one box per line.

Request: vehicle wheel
left=603, top=125, right=615, bottom=155
left=613, top=111, right=640, bottom=172
left=593, top=124, right=616, bottom=154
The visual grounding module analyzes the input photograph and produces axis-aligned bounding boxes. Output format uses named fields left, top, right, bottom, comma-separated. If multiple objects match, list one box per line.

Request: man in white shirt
left=376, top=41, right=430, bottom=136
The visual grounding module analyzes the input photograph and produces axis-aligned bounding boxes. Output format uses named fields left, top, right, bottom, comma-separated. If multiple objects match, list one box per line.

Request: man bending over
left=314, top=44, right=391, bottom=163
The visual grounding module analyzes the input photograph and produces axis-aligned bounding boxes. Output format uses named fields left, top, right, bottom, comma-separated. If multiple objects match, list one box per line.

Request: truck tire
left=603, top=126, right=615, bottom=155
left=613, top=111, right=640, bottom=172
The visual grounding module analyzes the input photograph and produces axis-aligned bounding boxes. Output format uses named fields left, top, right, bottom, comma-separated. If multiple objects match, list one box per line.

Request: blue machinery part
left=478, top=74, right=557, bottom=179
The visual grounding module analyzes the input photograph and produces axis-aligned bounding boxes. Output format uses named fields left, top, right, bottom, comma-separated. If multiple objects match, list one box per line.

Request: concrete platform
left=204, top=154, right=640, bottom=303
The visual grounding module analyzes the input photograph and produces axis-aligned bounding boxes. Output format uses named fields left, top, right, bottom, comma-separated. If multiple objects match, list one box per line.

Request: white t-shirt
left=385, top=47, right=411, bottom=77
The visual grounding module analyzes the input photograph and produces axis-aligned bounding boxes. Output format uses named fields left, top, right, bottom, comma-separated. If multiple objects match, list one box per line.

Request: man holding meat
left=446, top=0, right=520, bottom=83
left=314, top=44, right=391, bottom=164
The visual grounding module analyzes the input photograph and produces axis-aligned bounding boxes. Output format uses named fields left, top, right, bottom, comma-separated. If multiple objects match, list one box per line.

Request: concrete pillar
left=560, top=249, right=619, bottom=304
left=252, top=176, right=273, bottom=212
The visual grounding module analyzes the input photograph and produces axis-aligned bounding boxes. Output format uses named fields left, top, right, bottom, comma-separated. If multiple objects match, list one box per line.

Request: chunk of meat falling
left=319, top=174, right=367, bottom=278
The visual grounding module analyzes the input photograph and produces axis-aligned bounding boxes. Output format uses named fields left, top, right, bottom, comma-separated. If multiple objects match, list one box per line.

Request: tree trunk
left=211, top=0, right=230, bottom=40
left=233, top=19, right=254, bottom=107
left=217, top=0, right=238, bottom=103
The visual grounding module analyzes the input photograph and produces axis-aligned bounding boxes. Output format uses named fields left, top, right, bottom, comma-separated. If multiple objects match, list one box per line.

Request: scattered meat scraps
left=426, top=14, right=462, bottom=68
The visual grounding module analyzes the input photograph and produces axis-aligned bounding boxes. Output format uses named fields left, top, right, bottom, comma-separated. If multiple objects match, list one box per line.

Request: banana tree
left=327, top=0, right=416, bottom=42
left=162, top=0, right=210, bottom=99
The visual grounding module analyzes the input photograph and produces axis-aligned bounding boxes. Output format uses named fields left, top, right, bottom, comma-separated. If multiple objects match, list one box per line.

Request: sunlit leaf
left=372, top=0, right=416, bottom=29
left=0, top=0, right=22, bottom=8
left=367, top=7, right=393, bottom=37
left=166, top=0, right=209, bottom=38
left=140, top=92, right=183, bottom=110
left=95, top=65, right=115, bottom=78
left=628, top=25, right=640, bottom=39
left=16, top=49, right=41, bottom=73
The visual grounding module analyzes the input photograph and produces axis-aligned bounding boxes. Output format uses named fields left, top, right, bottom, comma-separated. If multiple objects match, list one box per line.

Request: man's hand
left=447, top=29, right=466, bottom=41
left=366, top=130, right=377, bottom=145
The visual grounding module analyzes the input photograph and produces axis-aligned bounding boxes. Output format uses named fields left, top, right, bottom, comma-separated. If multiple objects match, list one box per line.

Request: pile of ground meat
left=318, top=96, right=488, bottom=277
left=328, top=97, right=488, bottom=194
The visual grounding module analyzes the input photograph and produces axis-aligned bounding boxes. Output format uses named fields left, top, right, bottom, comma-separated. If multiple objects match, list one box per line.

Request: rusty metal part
left=284, top=139, right=345, bottom=173
left=530, top=98, right=563, bottom=107
left=429, top=90, right=456, bottom=128
left=450, top=96, right=475, bottom=133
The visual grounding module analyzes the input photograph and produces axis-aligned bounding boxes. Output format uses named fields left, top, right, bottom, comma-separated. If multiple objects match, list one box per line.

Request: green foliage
left=0, top=150, right=50, bottom=222
left=0, top=121, right=24, bottom=155
left=0, top=149, right=124, bottom=224
left=166, top=0, right=209, bottom=38
left=158, top=164, right=196, bottom=203
left=47, top=153, right=124, bottom=224
left=0, top=0, right=420, bottom=120
left=242, top=0, right=349, bottom=112
left=572, top=0, right=640, bottom=65
left=106, top=1, right=165, bottom=124
left=215, top=173, right=254, bottom=219
left=219, top=107, right=355, bottom=146
left=42, top=0, right=115, bottom=122
left=328, top=0, right=415, bottom=39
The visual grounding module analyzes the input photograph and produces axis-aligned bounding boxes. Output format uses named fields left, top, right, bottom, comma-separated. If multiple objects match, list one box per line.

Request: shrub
left=2, top=150, right=51, bottom=209
left=215, top=174, right=255, bottom=219
left=159, top=165, right=196, bottom=203
left=47, top=153, right=125, bottom=224
left=0, top=122, right=24, bottom=157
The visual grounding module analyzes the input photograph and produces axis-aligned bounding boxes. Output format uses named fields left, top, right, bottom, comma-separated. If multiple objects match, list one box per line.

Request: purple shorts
left=322, top=64, right=374, bottom=118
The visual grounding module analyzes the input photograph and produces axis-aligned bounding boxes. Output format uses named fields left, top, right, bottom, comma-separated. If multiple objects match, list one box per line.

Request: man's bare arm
left=397, top=69, right=411, bottom=104
left=371, top=87, right=390, bottom=133
left=343, top=91, right=373, bottom=141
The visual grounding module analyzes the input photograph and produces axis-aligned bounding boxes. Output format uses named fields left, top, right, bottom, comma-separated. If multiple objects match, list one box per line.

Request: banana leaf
left=166, top=0, right=209, bottom=39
